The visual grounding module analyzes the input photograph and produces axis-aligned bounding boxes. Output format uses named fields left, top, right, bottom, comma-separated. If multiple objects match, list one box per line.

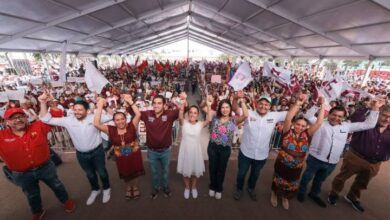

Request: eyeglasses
left=8, top=115, right=27, bottom=121
left=381, top=114, right=390, bottom=119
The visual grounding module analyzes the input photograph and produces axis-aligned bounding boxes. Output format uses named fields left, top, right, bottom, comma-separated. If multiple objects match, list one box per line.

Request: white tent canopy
left=0, top=0, right=390, bottom=59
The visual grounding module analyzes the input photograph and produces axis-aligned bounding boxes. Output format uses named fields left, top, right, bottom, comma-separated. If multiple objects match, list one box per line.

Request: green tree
left=323, top=59, right=338, bottom=72
left=342, top=60, right=361, bottom=69
left=32, top=53, right=42, bottom=62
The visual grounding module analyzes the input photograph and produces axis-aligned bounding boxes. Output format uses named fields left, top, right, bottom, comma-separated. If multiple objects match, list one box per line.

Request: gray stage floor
left=1, top=153, right=389, bottom=220
left=1, top=92, right=389, bottom=220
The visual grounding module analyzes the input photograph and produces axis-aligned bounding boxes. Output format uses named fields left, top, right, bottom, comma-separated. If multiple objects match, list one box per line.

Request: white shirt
left=240, top=110, right=287, bottom=160
left=308, top=109, right=379, bottom=164
left=40, top=113, right=112, bottom=152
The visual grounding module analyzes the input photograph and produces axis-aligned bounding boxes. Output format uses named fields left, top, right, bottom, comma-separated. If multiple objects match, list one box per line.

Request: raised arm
left=178, top=99, right=186, bottom=126
left=307, top=97, right=325, bottom=136
left=348, top=97, right=384, bottom=133
left=123, top=94, right=141, bottom=129
left=38, top=93, right=67, bottom=126
left=283, top=94, right=306, bottom=134
left=93, top=97, right=109, bottom=134
left=38, top=92, right=50, bottom=118
left=203, top=95, right=214, bottom=127
left=235, top=91, right=249, bottom=125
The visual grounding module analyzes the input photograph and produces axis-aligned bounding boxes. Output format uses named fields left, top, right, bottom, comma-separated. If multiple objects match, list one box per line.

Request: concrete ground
left=1, top=91, right=389, bottom=220
left=1, top=156, right=389, bottom=220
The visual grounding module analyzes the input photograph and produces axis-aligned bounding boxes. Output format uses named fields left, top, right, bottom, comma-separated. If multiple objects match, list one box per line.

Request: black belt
left=77, top=144, right=103, bottom=154
left=149, top=147, right=170, bottom=152
left=350, top=149, right=381, bottom=164
left=13, top=160, right=51, bottom=173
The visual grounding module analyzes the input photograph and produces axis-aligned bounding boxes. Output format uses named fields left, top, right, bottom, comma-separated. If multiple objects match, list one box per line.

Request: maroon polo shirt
left=141, top=109, right=179, bottom=150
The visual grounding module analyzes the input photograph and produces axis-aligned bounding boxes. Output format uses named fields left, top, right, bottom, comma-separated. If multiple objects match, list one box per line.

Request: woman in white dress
left=177, top=95, right=213, bottom=199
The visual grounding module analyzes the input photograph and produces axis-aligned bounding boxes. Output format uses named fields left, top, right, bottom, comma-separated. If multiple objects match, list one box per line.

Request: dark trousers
left=236, top=150, right=267, bottom=191
left=12, top=161, right=69, bottom=214
left=76, top=145, right=110, bottom=191
left=208, top=142, right=231, bottom=193
left=298, top=155, right=336, bottom=196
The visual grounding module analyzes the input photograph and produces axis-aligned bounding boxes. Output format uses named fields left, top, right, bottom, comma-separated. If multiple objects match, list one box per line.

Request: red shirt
left=0, top=121, right=52, bottom=172
left=141, top=109, right=179, bottom=149
left=50, top=108, right=64, bottom=118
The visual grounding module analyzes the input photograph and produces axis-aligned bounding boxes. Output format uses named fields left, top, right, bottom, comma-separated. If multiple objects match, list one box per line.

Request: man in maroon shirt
left=0, top=108, right=75, bottom=220
left=141, top=94, right=186, bottom=199
left=328, top=104, right=390, bottom=212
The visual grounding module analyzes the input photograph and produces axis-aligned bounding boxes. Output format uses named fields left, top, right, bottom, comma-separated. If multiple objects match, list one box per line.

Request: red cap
left=3, top=108, right=26, bottom=120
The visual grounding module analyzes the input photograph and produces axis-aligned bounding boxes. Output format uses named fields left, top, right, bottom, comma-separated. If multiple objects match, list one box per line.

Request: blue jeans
left=208, top=142, right=231, bottom=193
left=147, top=148, right=171, bottom=190
left=298, top=155, right=337, bottom=196
left=12, top=161, right=69, bottom=214
left=236, top=150, right=267, bottom=191
left=76, top=145, right=110, bottom=191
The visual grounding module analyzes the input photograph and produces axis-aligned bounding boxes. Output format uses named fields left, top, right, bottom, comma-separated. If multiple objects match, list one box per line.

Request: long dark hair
left=216, top=99, right=232, bottom=118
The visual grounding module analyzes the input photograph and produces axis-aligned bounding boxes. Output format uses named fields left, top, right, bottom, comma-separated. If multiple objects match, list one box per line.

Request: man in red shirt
left=141, top=94, right=186, bottom=199
left=0, top=108, right=75, bottom=220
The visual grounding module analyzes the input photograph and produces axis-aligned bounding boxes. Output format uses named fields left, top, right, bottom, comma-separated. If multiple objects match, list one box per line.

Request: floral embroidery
left=209, top=116, right=236, bottom=146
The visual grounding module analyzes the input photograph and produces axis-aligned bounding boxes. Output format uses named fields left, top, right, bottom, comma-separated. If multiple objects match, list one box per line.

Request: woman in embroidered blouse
left=270, top=95, right=325, bottom=209
left=94, top=94, right=145, bottom=200
left=208, top=91, right=249, bottom=200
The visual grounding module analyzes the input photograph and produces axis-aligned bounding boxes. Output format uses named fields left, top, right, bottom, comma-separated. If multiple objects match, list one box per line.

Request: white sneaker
left=192, top=189, right=198, bottom=199
left=215, top=192, right=222, bottom=200
left=86, top=190, right=101, bottom=206
left=102, top=188, right=111, bottom=204
left=184, top=189, right=190, bottom=199
left=209, top=189, right=215, bottom=197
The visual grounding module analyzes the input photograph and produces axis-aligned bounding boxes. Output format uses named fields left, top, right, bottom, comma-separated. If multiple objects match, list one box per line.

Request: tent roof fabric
left=0, top=0, right=389, bottom=59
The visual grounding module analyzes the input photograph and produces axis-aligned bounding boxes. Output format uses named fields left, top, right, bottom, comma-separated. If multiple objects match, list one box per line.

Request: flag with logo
left=228, top=62, right=253, bottom=91
left=85, top=62, right=110, bottom=93
left=263, top=62, right=291, bottom=86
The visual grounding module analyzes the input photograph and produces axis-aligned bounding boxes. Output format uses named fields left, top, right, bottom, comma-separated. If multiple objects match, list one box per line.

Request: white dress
left=177, top=120, right=205, bottom=178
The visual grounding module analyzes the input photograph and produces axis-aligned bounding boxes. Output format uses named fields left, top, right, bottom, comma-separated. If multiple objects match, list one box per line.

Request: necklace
left=117, top=128, right=127, bottom=146
left=119, top=134, right=125, bottom=146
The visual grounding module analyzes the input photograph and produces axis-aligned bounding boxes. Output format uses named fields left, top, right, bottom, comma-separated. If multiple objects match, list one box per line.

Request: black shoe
left=150, top=188, right=159, bottom=199
left=163, top=187, right=172, bottom=198
left=297, top=193, right=305, bottom=203
left=233, top=190, right=243, bottom=201
left=308, top=193, right=327, bottom=208
left=327, top=194, right=338, bottom=206
left=344, top=195, right=365, bottom=213
left=247, top=188, right=257, bottom=201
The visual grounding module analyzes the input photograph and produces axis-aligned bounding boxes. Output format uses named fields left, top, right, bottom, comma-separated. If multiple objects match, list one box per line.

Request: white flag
left=228, top=62, right=253, bottom=91
left=319, top=76, right=344, bottom=101
left=59, top=41, right=67, bottom=82
left=263, top=62, right=291, bottom=85
left=85, top=62, right=110, bottom=93
left=199, top=61, right=205, bottom=73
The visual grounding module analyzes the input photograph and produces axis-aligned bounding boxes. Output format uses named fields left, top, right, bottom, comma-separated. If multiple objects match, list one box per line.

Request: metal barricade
left=49, top=126, right=75, bottom=152
left=269, top=126, right=282, bottom=151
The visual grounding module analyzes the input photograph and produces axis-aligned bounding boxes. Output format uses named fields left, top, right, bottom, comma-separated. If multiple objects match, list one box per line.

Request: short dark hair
left=216, top=99, right=232, bottom=118
left=153, top=95, right=166, bottom=104
left=329, top=105, right=347, bottom=116
left=74, top=100, right=89, bottom=110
